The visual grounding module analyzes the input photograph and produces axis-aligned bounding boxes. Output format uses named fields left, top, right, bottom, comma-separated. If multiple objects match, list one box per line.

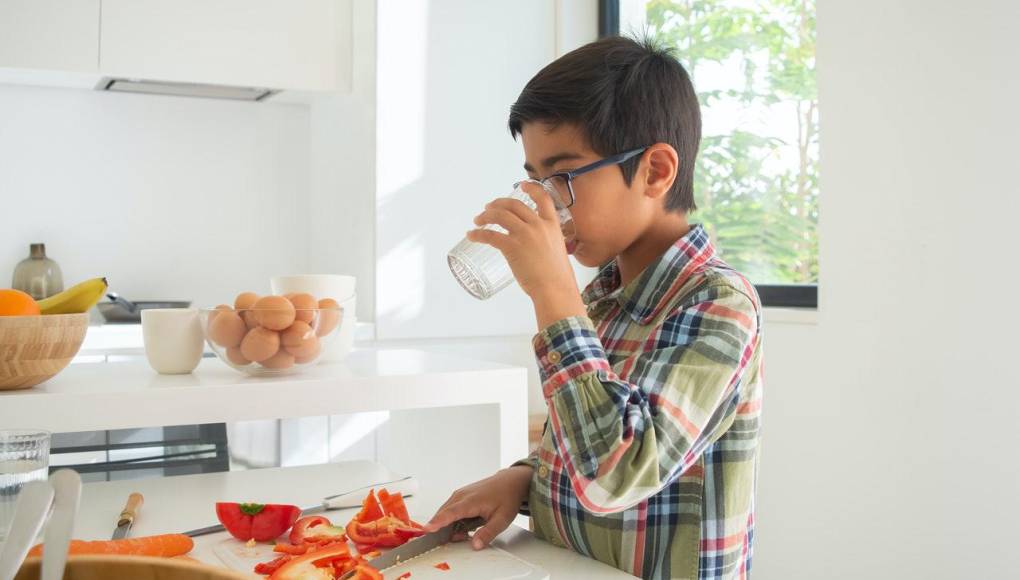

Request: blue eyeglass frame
left=519, top=146, right=649, bottom=209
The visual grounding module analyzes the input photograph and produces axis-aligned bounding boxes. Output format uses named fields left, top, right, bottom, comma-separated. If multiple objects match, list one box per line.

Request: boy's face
left=521, top=122, right=659, bottom=269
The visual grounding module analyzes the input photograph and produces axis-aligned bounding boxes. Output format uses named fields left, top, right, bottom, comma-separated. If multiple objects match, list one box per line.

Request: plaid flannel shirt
left=515, top=224, right=764, bottom=579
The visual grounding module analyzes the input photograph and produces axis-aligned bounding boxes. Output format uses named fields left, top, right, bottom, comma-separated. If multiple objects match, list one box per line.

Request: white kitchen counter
left=0, top=347, right=529, bottom=468
left=72, top=462, right=631, bottom=579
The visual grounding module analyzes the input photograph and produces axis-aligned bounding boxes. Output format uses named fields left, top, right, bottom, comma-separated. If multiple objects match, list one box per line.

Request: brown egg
left=254, top=295, right=296, bottom=331
left=226, top=346, right=251, bottom=366
left=235, top=292, right=260, bottom=329
left=208, top=304, right=232, bottom=323
left=260, top=349, right=295, bottom=370
left=287, top=293, right=318, bottom=324
left=294, top=354, right=319, bottom=365
left=316, top=300, right=343, bottom=337
left=281, top=321, right=320, bottom=359
left=316, top=298, right=342, bottom=337
left=234, top=292, right=259, bottom=310
left=240, top=327, right=280, bottom=362
left=207, top=309, right=247, bottom=348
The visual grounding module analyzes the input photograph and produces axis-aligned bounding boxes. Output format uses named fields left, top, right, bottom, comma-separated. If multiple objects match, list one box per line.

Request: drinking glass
left=448, top=180, right=575, bottom=299
left=0, top=429, right=50, bottom=539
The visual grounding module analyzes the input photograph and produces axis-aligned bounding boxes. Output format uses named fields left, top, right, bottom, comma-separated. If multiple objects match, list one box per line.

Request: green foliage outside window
left=646, top=0, right=818, bottom=283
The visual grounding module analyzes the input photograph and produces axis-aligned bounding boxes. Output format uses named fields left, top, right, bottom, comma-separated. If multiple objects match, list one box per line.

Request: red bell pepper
left=350, top=565, right=383, bottom=580
left=273, top=542, right=309, bottom=555
left=346, top=516, right=425, bottom=548
left=354, top=490, right=385, bottom=523
left=253, top=555, right=292, bottom=575
left=377, top=489, right=410, bottom=523
left=216, top=502, right=302, bottom=542
left=269, top=543, right=351, bottom=580
left=345, top=489, right=424, bottom=550
left=289, top=515, right=347, bottom=544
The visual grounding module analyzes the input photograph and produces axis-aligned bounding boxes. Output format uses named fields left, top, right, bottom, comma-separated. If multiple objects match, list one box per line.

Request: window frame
left=597, top=0, right=819, bottom=310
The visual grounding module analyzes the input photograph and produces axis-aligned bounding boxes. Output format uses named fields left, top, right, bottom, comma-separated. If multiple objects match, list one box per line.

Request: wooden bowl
left=0, top=313, right=89, bottom=390
left=16, top=555, right=250, bottom=580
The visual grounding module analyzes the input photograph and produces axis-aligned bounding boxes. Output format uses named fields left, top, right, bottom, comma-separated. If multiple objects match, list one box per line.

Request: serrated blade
left=340, top=517, right=484, bottom=578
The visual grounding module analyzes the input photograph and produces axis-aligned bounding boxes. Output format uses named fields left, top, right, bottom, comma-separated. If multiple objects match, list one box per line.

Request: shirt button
left=537, top=465, right=549, bottom=478
left=547, top=351, right=562, bottom=364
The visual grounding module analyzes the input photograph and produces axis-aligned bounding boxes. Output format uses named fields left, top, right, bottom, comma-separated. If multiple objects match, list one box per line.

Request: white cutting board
left=210, top=537, right=549, bottom=580
left=378, top=541, right=548, bottom=579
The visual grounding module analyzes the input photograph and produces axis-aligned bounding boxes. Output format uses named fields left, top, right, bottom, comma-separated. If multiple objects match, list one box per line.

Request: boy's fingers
left=469, top=512, right=512, bottom=550
left=426, top=501, right=484, bottom=532
left=488, top=198, right=538, bottom=224
left=519, top=181, right=557, bottom=221
left=466, top=229, right=510, bottom=251
left=474, top=208, right=525, bottom=233
left=426, top=497, right=457, bottom=531
left=425, top=505, right=460, bottom=532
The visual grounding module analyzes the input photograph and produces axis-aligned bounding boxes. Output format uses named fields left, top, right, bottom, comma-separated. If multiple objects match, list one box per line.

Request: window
left=603, top=0, right=819, bottom=308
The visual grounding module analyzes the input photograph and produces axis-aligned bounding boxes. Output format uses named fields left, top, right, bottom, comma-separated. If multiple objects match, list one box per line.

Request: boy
left=426, top=37, right=764, bottom=580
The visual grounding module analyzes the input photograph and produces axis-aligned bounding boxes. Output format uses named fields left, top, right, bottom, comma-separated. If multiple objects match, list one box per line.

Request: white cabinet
left=0, top=0, right=351, bottom=94
left=100, top=0, right=350, bottom=92
left=0, top=0, right=100, bottom=73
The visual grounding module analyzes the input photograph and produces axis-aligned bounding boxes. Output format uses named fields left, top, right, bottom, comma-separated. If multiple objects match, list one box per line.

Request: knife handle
left=453, top=516, right=486, bottom=535
left=118, top=492, right=144, bottom=527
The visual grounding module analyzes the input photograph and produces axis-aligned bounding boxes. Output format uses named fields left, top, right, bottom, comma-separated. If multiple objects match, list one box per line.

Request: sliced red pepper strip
left=355, top=490, right=385, bottom=523
left=378, top=490, right=411, bottom=523
left=434, top=562, right=451, bottom=571
left=253, top=554, right=291, bottom=575
left=273, top=542, right=309, bottom=555
left=351, top=565, right=384, bottom=580
left=311, top=552, right=352, bottom=569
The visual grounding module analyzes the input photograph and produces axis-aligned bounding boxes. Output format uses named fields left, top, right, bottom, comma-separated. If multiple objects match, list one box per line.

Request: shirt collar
left=582, top=224, right=717, bottom=325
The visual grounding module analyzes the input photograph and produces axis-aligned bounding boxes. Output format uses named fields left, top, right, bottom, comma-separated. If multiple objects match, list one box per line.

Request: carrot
left=27, top=534, right=193, bottom=558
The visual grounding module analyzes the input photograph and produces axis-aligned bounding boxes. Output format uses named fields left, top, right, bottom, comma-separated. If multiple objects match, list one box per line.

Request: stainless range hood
left=96, top=78, right=277, bottom=101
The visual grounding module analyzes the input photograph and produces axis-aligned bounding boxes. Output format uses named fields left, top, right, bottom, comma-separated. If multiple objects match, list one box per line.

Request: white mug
left=270, top=275, right=356, bottom=362
left=141, top=308, right=204, bottom=374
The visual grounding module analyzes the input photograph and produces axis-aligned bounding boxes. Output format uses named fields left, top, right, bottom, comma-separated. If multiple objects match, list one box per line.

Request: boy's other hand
left=425, top=465, right=533, bottom=550
left=468, top=181, right=586, bottom=327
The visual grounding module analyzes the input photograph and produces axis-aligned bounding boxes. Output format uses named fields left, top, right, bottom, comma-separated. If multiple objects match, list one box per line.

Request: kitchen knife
left=183, top=476, right=418, bottom=537
left=338, top=517, right=485, bottom=579
left=111, top=492, right=144, bottom=540
left=305, top=475, right=418, bottom=516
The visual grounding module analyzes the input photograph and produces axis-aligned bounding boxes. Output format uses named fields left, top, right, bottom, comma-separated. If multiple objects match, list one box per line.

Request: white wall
left=0, top=85, right=311, bottom=307
left=307, top=0, right=376, bottom=323
left=753, top=2, right=1020, bottom=578
left=374, top=0, right=559, bottom=340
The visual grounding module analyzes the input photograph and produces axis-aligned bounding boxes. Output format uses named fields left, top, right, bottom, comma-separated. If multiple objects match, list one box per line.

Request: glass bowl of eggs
left=200, top=292, right=343, bottom=376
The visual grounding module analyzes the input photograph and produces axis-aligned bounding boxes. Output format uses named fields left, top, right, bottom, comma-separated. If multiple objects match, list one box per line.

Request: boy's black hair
left=508, top=36, right=701, bottom=213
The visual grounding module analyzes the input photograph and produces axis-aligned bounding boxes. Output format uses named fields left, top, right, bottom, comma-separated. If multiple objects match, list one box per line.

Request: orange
left=0, top=289, right=41, bottom=316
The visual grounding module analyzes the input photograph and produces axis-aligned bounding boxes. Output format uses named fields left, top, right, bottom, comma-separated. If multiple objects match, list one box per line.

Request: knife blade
left=111, top=492, right=143, bottom=540
left=338, top=517, right=485, bottom=579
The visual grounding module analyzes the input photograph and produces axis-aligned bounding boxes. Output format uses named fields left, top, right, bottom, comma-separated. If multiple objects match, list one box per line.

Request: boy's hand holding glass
left=467, top=181, right=586, bottom=326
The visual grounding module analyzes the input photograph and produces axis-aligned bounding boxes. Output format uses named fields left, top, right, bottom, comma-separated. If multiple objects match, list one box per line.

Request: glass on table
left=0, top=429, right=50, bottom=540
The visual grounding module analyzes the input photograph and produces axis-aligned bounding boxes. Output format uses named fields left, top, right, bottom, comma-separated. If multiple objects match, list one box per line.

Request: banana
left=38, top=277, right=109, bottom=315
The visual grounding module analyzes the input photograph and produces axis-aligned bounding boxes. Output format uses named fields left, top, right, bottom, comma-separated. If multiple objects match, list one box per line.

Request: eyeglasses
left=516, top=146, right=649, bottom=209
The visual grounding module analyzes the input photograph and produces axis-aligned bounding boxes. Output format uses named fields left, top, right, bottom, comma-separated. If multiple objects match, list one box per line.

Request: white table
left=73, top=462, right=632, bottom=579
